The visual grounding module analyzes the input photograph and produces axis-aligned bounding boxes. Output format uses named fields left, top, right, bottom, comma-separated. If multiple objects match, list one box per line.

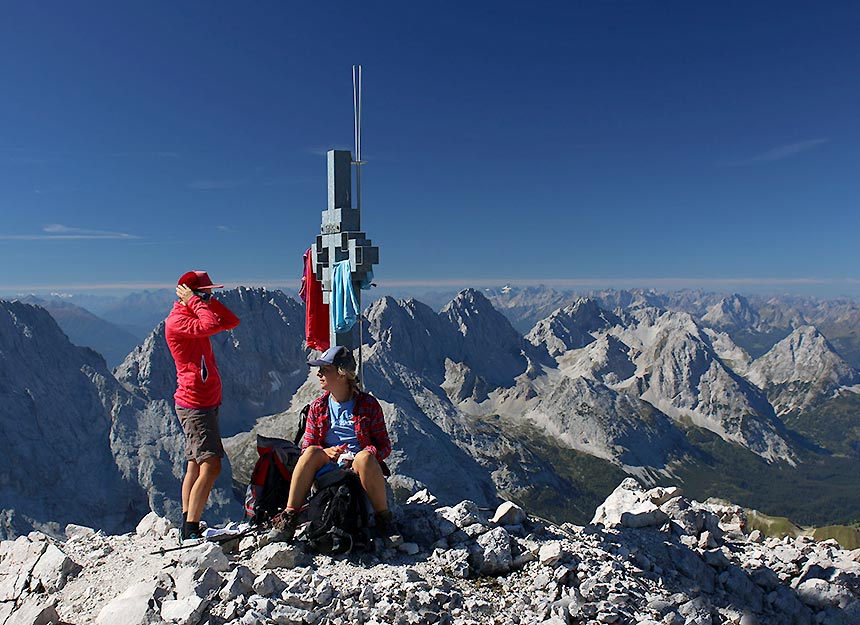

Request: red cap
left=178, top=271, right=224, bottom=290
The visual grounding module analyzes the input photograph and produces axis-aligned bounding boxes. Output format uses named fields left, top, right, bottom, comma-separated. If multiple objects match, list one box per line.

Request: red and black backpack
left=243, top=434, right=303, bottom=525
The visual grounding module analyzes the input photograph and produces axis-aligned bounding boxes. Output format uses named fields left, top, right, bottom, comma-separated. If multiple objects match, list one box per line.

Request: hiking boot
left=375, top=510, right=403, bottom=548
left=179, top=527, right=203, bottom=545
left=180, top=520, right=206, bottom=545
left=270, top=509, right=301, bottom=542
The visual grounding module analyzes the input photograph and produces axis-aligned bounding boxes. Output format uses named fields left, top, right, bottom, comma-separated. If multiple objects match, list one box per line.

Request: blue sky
left=1, top=2, right=859, bottom=296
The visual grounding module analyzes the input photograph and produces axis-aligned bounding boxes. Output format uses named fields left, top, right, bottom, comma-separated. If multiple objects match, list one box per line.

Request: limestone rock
left=491, top=501, right=527, bottom=526
left=253, top=543, right=307, bottom=570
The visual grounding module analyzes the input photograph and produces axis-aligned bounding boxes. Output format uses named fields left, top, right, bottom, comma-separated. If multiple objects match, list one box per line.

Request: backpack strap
left=294, top=403, right=311, bottom=446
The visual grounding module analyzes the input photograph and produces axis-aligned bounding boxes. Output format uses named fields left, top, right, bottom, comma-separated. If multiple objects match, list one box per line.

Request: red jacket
left=165, top=296, right=240, bottom=409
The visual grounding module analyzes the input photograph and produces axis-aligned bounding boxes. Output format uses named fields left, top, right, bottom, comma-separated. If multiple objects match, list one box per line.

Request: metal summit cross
left=310, top=66, right=378, bottom=351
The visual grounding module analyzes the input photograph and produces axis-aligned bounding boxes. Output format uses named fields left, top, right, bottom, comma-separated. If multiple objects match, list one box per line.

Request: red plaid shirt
left=301, top=391, right=391, bottom=465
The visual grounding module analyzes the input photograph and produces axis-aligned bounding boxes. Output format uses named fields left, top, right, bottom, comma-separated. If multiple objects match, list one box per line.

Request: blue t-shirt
left=323, top=395, right=361, bottom=453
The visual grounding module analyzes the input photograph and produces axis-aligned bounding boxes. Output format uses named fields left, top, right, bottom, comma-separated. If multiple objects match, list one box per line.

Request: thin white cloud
left=5, top=276, right=860, bottom=295
left=730, top=138, right=829, bottom=166
left=0, top=224, right=139, bottom=240
left=216, top=225, right=231, bottom=232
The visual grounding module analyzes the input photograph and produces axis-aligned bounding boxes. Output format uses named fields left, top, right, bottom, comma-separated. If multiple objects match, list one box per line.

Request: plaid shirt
left=301, top=390, right=391, bottom=464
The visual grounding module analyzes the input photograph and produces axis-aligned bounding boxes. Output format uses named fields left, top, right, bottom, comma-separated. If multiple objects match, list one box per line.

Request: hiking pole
left=148, top=526, right=266, bottom=556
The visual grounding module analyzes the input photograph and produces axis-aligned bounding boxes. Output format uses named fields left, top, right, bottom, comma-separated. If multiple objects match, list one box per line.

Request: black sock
left=183, top=521, right=200, bottom=537
left=182, top=511, right=188, bottom=523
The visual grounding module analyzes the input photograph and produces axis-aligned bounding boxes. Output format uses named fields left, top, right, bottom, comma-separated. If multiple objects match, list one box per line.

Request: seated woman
left=278, top=345, right=399, bottom=542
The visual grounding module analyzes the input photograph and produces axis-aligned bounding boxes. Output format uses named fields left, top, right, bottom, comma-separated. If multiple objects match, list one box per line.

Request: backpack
left=303, top=467, right=371, bottom=555
left=243, top=435, right=302, bottom=526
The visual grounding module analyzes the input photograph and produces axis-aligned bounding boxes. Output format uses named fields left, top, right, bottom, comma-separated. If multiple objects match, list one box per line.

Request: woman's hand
left=324, top=445, right=346, bottom=461
left=176, top=284, right=195, bottom=305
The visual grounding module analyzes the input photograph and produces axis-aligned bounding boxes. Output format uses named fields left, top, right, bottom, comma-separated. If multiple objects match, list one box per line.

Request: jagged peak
left=749, top=324, right=859, bottom=389
left=441, top=288, right=497, bottom=314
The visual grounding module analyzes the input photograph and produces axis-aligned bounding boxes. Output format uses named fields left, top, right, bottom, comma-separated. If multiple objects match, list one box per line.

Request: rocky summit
left=2, top=479, right=858, bottom=625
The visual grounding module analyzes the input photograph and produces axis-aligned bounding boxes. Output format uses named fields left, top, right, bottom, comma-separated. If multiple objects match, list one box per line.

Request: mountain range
left=2, top=285, right=860, bottom=539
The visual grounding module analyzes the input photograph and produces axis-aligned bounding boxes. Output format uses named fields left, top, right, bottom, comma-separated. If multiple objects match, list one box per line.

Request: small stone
left=539, top=542, right=564, bottom=567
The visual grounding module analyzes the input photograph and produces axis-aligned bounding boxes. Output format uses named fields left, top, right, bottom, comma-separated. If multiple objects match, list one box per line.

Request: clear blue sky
left=2, top=2, right=859, bottom=296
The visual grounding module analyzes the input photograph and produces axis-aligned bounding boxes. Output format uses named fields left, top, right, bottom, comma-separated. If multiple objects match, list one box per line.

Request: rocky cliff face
left=747, top=325, right=860, bottom=415
left=525, top=300, right=793, bottom=462
left=526, top=298, right=620, bottom=358
left=2, top=479, right=859, bottom=625
left=115, top=287, right=307, bottom=437
left=621, top=309, right=792, bottom=461
left=0, top=299, right=239, bottom=539
left=441, top=289, right=539, bottom=390
left=0, top=300, right=147, bottom=539
left=524, top=375, right=689, bottom=469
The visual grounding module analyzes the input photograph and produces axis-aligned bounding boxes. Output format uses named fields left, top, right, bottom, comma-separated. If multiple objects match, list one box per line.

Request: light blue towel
left=331, top=260, right=360, bottom=333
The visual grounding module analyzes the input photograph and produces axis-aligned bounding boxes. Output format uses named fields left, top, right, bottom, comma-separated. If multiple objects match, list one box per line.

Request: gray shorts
left=176, top=405, right=225, bottom=463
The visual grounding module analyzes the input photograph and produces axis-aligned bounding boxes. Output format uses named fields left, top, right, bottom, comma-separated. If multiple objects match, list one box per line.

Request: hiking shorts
left=176, top=405, right=225, bottom=462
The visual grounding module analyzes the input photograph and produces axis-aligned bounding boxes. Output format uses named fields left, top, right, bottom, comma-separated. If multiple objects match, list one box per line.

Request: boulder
left=173, top=565, right=223, bottom=599
left=95, top=579, right=165, bottom=625
left=219, top=565, right=255, bottom=601
left=160, top=595, right=208, bottom=625
left=0, top=536, right=48, bottom=602
left=435, top=501, right=484, bottom=529
left=471, top=527, right=512, bottom=576
left=539, top=542, right=564, bottom=567
left=135, top=511, right=172, bottom=538
left=4, top=596, right=59, bottom=625
left=253, top=571, right=287, bottom=596
left=177, top=541, right=229, bottom=573
left=29, top=542, right=80, bottom=593
left=491, top=501, right=527, bottom=526
left=252, top=543, right=307, bottom=570
left=794, top=578, right=853, bottom=610
left=591, top=478, right=669, bottom=529
left=64, top=524, right=96, bottom=541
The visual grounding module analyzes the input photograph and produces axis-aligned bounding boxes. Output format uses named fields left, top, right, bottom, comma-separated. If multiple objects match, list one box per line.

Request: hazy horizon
left=5, top=277, right=860, bottom=303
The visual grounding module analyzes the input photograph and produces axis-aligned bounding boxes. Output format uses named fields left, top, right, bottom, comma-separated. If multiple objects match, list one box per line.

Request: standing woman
left=280, top=346, right=399, bottom=542
left=165, top=270, right=240, bottom=542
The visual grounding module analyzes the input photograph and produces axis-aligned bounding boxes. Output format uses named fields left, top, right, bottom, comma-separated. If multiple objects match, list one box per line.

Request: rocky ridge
left=2, top=479, right=859, bottom=625
left=747, top=326, right=860, bottom=415
left=115, top=287, right=307, bottom=437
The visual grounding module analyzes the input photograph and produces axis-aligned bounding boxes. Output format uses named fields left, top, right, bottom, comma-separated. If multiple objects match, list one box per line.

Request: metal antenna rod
left=352, top=64, right=365, bottom=387
left=352, top=65, right=363, bottom=212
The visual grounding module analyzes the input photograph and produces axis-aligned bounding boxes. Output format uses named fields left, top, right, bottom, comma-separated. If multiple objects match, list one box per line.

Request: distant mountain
left=483, top=286, right=576, bottom=333
left=526, top=298, right=621, bottom=357
left=701, top=294, right=761, bottom=332
left=748, top=325, right=860, bottom=411
left=19, top=296, right=140, bottom=368
left=523, top=374, right=690, bottom=468
left=115, top=287, right=308, bottom=437
left=99, top=289, right=176, bottom=338
left=7, top=285, right=860, bottom=539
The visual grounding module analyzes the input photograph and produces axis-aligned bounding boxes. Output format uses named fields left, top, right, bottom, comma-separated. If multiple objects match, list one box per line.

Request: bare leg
left=187, top=456, right=221, bottom=523
left=287, top=446, right=330, bottom=510
left=352, top=450, right=387, bottom=513
left=182, top=461, right=200, bottom=515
